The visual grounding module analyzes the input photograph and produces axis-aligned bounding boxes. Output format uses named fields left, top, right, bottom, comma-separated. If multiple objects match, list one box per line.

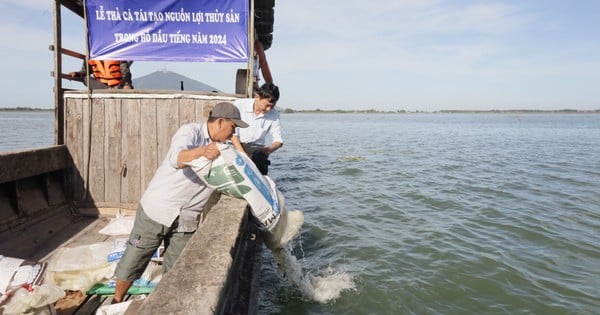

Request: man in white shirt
left=232, top=82, right=282, bottom=175
left=112, top=102, right=248, bottom=303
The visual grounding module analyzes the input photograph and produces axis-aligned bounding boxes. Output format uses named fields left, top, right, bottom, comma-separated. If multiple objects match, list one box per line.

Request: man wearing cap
left=112, top=102, right=248, bottom=303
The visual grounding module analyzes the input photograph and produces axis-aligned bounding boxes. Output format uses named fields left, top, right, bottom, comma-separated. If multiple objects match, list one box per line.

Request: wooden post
left=53, top=0, right=64, bottom=145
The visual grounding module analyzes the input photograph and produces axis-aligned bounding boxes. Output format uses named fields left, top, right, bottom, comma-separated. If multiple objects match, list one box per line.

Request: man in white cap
left=112, top=102, right=248, bottom=303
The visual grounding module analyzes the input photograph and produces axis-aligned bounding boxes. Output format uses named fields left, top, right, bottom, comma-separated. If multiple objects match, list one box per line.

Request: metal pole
left=247, top=0, right=256, bottom=97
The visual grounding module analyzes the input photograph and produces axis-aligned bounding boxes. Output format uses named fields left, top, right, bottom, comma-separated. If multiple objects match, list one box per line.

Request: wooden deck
left=1, top=189, right=260, bottom=314
left=1, top=91, right=265, bottom=313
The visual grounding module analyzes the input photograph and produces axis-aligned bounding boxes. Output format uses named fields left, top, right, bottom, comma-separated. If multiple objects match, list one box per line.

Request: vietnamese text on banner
left=86, top=0, right=249, bottom=62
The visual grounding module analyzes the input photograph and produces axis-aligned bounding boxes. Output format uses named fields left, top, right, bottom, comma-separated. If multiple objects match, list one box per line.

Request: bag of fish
left=187, top=143, right=281, bottom=231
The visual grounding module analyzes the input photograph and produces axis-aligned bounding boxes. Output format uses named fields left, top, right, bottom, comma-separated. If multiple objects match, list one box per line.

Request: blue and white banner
left=86, top=0, right=249, bottom=62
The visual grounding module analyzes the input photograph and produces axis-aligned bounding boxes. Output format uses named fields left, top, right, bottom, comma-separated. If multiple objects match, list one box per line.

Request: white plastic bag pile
left=44, top=242, right=116, bottom=292
left=0, top=255, right=65, bottom=315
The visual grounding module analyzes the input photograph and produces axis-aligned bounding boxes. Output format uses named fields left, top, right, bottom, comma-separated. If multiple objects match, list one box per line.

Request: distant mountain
left=132, top=69, right=220, bottom=92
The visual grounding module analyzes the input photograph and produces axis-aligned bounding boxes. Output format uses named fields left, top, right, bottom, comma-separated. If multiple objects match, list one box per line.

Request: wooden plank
left=66, top=98, right=85, bottom=201
left=104, top=99, right=122, bottom=203
left=196, top=100, right=205, bottom=122
left=60, top=47, right=85, bottom=60
left=89, top=202, right=137, bottom=210
left=120, top=100, right=129, bottom=204
left=77, top=207, right=137, bottom=217
left=0, top=146, right=68, bottom=184
left=156, top=99, right=179, bottom=165
left=80, top=98, right=92, bottom=203
left=47, top=170, right=68, bottom=207
left=180, top=98, right=196, bottom=125
left=88, top=99, right=106, bottom=203
left=54, top=0, right=64, bottom=145
left=0, top=182, right=18, bottom=224
left=140, top=99, right=157, bottom=191
left=56, top=216, right=114, bottom=249
left=204, top=100, right=217, bottom=120
left=81, top=97, right=90, bottom=201
left=122, top=99, right=142, bottom=204
left=15, top=177, right=48, bottom=217
left=0, top=206, right=99, bottom=261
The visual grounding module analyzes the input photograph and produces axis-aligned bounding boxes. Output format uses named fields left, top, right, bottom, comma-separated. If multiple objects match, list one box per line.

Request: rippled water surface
left=262, top=113, right=600, bottom=315
left=2, top=111, right=598, bottom=314
left=0, top=111, right=54, bottom=151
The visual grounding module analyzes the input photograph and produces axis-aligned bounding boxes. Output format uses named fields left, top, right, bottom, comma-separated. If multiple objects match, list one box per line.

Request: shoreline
left=0, top=107, right=53, bottom=112
left=281, top=109, right=600, bottom=114
left=2, top=107, right=599, bottom=114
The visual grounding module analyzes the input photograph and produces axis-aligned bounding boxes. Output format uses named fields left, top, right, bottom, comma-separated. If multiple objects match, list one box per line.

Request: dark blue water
left=262, top=113, right=600, bottom=315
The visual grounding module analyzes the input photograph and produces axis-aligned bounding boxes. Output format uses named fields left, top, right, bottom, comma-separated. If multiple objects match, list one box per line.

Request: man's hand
left=261, top=142, right=283, bottom=155
left=204, top=142, right=221, bottom=160
left=177, top=142, right=221, bottom=168
left=260, top=146, right=272, bottom=155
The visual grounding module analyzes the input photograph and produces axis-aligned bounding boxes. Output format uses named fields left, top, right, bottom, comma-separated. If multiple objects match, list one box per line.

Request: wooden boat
left=0, top=0, right=277, bottom=313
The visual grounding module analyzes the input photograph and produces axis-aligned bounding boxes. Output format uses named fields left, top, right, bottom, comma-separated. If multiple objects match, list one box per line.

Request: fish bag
left=186, top=143, right=281, bottom=230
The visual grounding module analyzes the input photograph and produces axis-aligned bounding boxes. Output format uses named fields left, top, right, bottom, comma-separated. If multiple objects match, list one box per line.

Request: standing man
left=112, top=102, right=248, bottom=303
left=231, top=82, right=282, bottom=175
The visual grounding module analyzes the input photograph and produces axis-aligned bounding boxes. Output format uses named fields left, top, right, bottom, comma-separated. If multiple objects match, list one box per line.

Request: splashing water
left=271, top=243, right=356, bottom=304
left=264, top=205, right=356, bottom=303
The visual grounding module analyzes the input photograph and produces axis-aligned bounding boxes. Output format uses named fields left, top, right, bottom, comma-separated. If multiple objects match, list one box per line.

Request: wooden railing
left=0, top=145, right=71, bottom=233
left=126, top=197, right=262, bottom=315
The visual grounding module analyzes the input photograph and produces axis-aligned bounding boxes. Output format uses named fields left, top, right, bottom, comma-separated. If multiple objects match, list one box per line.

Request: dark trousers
left=251, top=151, right=271, bottom=175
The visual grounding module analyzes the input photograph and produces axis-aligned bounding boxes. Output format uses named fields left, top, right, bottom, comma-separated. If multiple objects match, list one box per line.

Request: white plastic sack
left=107, top=238, right=129, bottom=263
left=0, top=255, right=47, bottom=306
left=45, top=242, right=115, bottom=291
left=95, top=300, right=133, bottom=315
left=1, top=283, right=64, bottom=315
left=98, top=215, right=135, bottom=236
left=186, top=143, right=281, bottom=230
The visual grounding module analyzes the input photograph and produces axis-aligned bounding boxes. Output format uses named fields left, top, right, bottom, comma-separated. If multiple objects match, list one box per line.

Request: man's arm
left=176, top=142, right=220, bottom=168
left=230, top=135, right=248, bottom=155
left=262, top=141, right=282, bottom=155
left=264, top=113, right=283, bottom=155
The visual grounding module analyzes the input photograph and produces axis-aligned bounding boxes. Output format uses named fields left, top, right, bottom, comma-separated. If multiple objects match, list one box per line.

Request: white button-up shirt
left=234, top=98, right=283, bottom=146
left=139, top=123, right=214, bottom=232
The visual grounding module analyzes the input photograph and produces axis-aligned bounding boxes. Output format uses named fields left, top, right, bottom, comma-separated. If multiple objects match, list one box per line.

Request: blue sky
left=1, top=0, right=599, bottom=111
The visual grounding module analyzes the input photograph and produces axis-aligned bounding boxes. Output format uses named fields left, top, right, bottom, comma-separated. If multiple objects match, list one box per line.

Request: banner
left=86, top=0, right=249, bottom=62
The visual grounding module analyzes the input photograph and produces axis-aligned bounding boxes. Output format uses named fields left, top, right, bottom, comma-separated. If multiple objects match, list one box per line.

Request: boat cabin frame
left=1, top=1, right=277, bottom=313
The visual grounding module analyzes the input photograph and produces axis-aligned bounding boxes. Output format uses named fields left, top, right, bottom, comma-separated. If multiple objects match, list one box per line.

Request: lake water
left=0, top=111, right=54, bottom=152
left=263, top=113, right=600, bottom=315
left=1, top=111, right=598, bottom=314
